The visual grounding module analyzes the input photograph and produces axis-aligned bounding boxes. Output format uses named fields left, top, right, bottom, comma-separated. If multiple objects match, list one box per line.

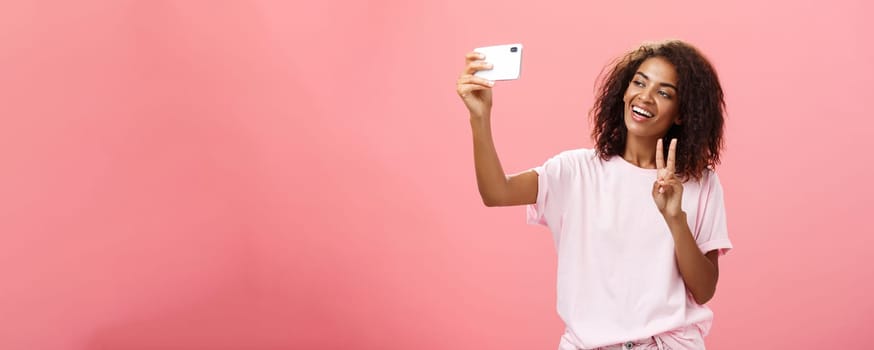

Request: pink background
left=1, top=0, right=872, bottom=349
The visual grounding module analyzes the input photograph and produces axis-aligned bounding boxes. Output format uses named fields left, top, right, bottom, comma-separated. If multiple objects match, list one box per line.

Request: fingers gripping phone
left=474, top=43, right=523, bottom=81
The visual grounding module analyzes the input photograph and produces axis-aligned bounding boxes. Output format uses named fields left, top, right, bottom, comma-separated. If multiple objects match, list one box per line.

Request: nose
left=637, top=88, right=655, bottom=104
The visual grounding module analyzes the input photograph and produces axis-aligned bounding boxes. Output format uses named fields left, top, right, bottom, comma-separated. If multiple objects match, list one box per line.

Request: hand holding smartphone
left=473, top=43, right=523, bottom=81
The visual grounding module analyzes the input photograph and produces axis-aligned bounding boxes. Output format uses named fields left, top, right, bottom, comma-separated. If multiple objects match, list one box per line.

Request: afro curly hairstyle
left=590, top=40, right=725, bottom=181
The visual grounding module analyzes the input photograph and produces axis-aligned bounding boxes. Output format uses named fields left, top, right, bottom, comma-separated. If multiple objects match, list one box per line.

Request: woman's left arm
left=652, top=138, right=719, bottom=304
left=664, top=213, right=719, bottom=304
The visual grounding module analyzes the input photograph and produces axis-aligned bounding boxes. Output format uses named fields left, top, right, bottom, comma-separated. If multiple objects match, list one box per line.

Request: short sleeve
left=526, top=150, right=578, bottom=227
left=694, top=172, right=734, bottom=256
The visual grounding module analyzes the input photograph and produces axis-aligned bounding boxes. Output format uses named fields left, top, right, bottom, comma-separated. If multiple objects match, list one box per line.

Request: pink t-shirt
left=527, top=149, right=733, bottom=349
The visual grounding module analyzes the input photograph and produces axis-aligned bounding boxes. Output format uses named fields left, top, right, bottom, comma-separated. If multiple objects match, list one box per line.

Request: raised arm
left=457, top=51, right=537, bottom=207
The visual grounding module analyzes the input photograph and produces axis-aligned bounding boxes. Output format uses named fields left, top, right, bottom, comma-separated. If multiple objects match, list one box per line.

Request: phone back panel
left=474, top=43, right=523, bottom=81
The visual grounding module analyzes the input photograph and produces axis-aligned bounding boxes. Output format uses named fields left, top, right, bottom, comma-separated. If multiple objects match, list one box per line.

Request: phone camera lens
left=510, top=47, right=518, bottom=53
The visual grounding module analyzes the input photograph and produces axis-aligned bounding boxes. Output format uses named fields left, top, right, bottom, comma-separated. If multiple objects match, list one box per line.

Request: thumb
left=652, top=180, right=662, bottom=196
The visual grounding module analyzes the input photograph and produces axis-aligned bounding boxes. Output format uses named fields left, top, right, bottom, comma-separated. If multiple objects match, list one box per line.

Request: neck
left=622, top=135, right=659, bottom=169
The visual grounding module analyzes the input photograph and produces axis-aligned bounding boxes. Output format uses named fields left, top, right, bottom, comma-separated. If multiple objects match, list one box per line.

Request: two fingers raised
left=656, top=138, right=678, bottom=172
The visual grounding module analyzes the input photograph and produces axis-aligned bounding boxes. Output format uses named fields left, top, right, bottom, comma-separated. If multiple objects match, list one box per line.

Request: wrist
left=469, top=114, right=492, bottom=128
left=469, top=111, right=491, bottom=121
left=663, top=210, right=687, bottom=227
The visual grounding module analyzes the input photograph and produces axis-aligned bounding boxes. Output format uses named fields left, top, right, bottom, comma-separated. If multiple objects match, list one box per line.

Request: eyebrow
left=635, top=72, right=678, bottom=90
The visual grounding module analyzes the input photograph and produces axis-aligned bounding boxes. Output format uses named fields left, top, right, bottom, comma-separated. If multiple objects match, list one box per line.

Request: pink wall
left=1, top=0, right=872, bottom=349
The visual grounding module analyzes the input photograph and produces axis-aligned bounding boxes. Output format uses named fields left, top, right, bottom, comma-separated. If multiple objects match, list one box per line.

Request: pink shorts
left=588, top=336, right=669, bottom=350
left=558, top=324, right=705, bottom=350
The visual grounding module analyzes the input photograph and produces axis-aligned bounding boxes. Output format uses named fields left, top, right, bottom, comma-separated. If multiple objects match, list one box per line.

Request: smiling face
left=622, top=56, right=681, bottom=140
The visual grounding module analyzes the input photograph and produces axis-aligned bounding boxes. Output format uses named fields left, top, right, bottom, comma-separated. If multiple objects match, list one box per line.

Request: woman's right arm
left=457, top=51, right=538, bottom=207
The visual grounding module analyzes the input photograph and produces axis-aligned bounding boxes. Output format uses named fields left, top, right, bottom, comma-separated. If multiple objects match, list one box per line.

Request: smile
left=631, top=105, right=654, bottom=118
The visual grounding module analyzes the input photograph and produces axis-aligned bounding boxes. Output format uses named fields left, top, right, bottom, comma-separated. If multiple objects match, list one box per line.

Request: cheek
left=661, top=101, right=679, bottom=118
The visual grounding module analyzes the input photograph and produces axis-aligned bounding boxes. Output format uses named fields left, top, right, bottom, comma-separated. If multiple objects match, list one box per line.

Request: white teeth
left=632, top=106, right=653, bottom=118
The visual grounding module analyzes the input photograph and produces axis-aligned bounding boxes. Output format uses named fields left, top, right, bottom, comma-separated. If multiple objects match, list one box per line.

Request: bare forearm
left=470, top=116, right=509, bottom=206
left=665, top=212, right=718, bottom=304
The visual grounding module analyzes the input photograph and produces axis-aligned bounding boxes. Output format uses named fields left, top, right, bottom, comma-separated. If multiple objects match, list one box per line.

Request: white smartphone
left=473, top=43, right=523, bottom=81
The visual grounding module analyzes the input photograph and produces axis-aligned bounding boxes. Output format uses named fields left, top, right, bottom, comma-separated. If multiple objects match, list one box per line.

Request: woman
left=456, top=40, right=733, bottom=350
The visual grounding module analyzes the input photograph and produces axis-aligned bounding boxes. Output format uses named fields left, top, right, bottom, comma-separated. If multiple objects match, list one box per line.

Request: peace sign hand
left=652, top=138, right=684, bottom=218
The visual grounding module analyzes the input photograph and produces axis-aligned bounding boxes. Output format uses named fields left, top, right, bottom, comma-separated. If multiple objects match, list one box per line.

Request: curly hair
left=590, top=40, right=725, bottom=181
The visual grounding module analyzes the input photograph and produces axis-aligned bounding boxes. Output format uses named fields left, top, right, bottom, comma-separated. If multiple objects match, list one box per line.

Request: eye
left=658, top=90, right=672, bottom=99
left=632, top=80, right=645, bottom=87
